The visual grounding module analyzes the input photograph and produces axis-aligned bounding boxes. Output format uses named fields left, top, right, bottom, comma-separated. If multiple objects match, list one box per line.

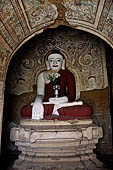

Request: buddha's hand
left=32, top=102, right=44, bottom=120
left=49, top=96, right=68, bottom=104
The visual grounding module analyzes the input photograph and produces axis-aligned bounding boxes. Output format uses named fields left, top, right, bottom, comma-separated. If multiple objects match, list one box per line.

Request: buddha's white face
left=48, top=53, right=63, bottom=71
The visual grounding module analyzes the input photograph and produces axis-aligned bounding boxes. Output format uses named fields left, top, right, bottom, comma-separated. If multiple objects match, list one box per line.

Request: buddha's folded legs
left=20, top=104, right=54, bottom=118
left=20, top=104, right=92, bottom=120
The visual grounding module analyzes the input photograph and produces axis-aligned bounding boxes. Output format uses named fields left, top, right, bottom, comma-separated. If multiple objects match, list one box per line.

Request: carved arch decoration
left=0, top=0, right=113, bottom=84
left=5, top=27, right=108, bottom=101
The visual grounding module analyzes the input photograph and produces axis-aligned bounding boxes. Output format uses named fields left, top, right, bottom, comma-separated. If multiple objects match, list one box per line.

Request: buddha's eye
left=57, top=59, right=61, bottom=62
left=49, top=59, right=53, bottom=62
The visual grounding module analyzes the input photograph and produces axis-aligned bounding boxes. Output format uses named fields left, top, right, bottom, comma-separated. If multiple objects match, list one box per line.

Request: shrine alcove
left=0, top=1, right=113, bottom=169
left=2, top=26, right=111, bottom=143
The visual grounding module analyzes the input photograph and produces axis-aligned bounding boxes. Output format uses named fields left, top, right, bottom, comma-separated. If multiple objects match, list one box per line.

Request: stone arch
left=8, top=25, right=113, bottom=65
left=4, top=23, right=113, bottom=82
left=0, top=22, right=112, bottom=153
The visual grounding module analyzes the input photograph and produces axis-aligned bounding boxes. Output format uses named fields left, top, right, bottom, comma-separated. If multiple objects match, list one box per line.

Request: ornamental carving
left=0, top=0, right=113, bottom=62
left=22, top=0, right=58, bottom=29
left=97, top=0, right=113, bottom=42
left=64, top=0, right=99, bottom=23
left=6, top=26, right=108, bottom=98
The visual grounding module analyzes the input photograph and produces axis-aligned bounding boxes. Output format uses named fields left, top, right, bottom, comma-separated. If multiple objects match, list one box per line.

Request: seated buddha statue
left=21, top=50, right=92, bottom=120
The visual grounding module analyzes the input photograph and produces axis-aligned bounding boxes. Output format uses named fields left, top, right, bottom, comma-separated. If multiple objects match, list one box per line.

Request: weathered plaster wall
left=0, top=0, right=113, bottom=152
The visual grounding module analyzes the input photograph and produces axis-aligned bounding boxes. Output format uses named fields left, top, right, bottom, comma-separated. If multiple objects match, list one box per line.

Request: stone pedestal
left=10, top=119, right=105, bottom=170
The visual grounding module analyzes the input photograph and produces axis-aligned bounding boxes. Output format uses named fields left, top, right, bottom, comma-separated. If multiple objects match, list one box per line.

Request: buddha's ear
left=62, top=59, right=65, bottom=70
left=46, top=60, right=50, bottom=70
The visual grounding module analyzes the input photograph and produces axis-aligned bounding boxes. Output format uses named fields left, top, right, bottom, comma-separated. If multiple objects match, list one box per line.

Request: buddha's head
left=46, top=50, right=65, bottom=71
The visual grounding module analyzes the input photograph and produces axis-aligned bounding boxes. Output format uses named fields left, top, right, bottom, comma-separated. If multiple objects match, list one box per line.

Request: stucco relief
left=0, top=0, right=113, bottom=63
left=0, top=80, right=5, bottom=99
left=64, top=0, right=99, bottom=23
left=0, top=0, right=25, bottom=43
left=22, top=0, right=58, bottom=29
left=6, top=27, right=108, bottom=96
left=0, top=41, right=10, bottom=59
left=0, top=55, right=8, bottom=80
left=97, top=0, right=113, bottom=41
left=0, top=20, right=15, bottom=49
left=103, top=4, right=113, bottom=40
left=10, top=0, right=30, bottom=35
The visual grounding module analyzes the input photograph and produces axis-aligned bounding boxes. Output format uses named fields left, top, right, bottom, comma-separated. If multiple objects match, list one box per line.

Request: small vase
left=53, top=85, right=60, bottom=98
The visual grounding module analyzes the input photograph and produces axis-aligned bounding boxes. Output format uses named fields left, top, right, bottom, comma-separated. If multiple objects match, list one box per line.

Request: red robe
left=21, top=69, right=92, bottom=120
left=44, top=69, right=76, bottom=102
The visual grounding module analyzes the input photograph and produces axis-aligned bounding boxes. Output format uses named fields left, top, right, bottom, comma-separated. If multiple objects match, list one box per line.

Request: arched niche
left=2, top=25, right=108, bottom=122
left=0, top=25, right=112, bottom=154
left=7, top=24, right=113, bottom=71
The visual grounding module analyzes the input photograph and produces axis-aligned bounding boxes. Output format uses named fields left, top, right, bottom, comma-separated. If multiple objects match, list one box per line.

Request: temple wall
left=0, top=0, right=113, bottom=63
left=81, top=88, right=110, bottom=142
left=0, top=0, right=113, bottom=153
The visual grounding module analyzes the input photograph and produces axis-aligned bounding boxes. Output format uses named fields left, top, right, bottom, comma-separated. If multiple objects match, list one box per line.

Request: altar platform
left=10, top=119, right=105, bottom=170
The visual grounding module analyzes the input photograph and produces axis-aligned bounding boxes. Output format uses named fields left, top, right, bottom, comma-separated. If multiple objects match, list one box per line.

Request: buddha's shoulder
left=39, top=71, right=48, bottom=76
left=40, top=71, right=51, bottom=79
